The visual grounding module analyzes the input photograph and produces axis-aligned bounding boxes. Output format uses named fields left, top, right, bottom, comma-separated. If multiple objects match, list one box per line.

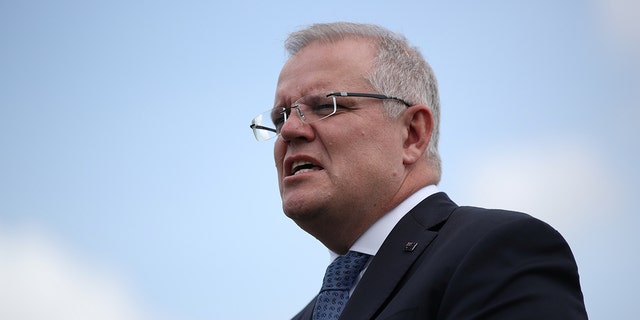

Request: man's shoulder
left=412, top=192, right=540, bottom=227
left=432, top=204, right=570, bottom=262
left=451, top=204, right=535, bottom=225
left=412, top=192, right=560, bottom=242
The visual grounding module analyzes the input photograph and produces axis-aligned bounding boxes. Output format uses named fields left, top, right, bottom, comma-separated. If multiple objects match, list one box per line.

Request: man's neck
left=329, top=185, right=439, bottom=260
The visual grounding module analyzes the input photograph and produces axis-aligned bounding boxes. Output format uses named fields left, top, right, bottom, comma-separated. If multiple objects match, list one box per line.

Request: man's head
left=264, top=22, right=441, bottom=253
left=284, top=22, right=441, bottom=174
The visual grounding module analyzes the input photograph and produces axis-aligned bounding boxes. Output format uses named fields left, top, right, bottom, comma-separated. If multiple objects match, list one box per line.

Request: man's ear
left=402, top=105, right=433, bottom=165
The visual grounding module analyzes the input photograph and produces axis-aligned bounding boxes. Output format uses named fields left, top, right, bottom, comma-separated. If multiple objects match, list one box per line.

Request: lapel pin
left=404, top=241, right=418, bottom=252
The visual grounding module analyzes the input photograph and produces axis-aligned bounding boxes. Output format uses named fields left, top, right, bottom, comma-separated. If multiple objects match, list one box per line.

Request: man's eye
left=273, top=116, right=285, bottom=126
left=271, top=110, right=287, bottom=127
left=311, top=104, right=336, bottom=116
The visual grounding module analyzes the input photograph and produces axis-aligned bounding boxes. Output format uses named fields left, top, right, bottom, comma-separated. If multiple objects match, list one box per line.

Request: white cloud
left=0, top=225, right=158, bottom=320
left=461, top=139, right=622, bottom=237
left=593, top=0, right=640, bottom=61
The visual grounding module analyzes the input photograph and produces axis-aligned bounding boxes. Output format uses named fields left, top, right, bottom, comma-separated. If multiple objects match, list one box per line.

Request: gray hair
left=285, top=22, right=442, bottom=181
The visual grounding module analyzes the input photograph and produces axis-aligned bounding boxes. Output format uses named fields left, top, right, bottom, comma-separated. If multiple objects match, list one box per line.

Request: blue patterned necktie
left=312, top=251, right=371, bottom=320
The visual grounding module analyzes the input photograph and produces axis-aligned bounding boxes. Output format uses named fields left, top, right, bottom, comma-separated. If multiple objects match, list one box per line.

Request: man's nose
left=279, top=107, right=313, bottom=141
left=290, top=106, right=305, bottom=121
left=280, top=109, right=304, bottom=132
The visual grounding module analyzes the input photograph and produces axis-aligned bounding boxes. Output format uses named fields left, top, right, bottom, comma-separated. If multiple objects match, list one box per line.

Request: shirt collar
left=329, top=185, right=439, bottom=262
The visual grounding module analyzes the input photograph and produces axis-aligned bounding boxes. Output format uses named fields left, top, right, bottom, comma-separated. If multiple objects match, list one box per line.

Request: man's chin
left=282, top=201, right=324, bottom=222
left=283, top=207, right=316, bottom=222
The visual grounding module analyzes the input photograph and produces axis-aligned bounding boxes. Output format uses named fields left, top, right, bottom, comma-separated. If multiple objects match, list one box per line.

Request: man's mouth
left=291, top=160, right=323, bottom=176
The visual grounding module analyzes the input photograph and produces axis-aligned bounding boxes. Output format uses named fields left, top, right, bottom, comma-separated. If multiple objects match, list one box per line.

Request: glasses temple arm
left=327, top=92, right=411, bottom=107
left=249, top=124, right=277, bottom=133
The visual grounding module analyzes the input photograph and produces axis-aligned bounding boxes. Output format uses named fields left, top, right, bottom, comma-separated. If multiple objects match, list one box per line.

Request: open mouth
left=291, top=160, right=323, bottom=176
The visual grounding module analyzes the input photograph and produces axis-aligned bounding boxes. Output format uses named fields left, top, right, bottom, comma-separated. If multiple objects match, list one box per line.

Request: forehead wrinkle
left=274, top=83, right=333, bottom=109
left=274, top=39, right=376, bottom=108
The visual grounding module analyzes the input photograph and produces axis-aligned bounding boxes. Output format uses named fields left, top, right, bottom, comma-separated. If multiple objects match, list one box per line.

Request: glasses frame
left=249, top=91, right=411, bottom=141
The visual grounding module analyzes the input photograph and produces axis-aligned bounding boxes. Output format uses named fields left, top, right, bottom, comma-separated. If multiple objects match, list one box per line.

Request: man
left=250, top=22, right=587, bottom=319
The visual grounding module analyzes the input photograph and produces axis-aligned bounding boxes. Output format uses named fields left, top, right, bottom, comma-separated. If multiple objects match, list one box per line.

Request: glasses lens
left=249, top=94, right=337, bottom=142
left=295, top=95, right=337, bottom=123
left=250, top=110, right=279, bottom=141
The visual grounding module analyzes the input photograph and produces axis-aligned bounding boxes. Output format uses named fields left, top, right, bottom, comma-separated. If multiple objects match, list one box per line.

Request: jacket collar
left=339, top=192, right=458, bottom=319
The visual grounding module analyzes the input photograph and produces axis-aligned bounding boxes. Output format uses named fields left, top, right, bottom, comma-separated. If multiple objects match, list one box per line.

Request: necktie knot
left=313, top=251, right=371, bottom=320
left=321, top=251, right=370, bottom=291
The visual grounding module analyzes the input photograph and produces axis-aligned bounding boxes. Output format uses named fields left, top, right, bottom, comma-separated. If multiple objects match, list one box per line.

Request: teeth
left=291, top=160, right=314, bottom=175
left=294, top=168, right=314, bottom=175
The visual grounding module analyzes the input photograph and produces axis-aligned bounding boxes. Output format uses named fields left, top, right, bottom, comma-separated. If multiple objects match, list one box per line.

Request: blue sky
left=1, top=1, right=638, bottom=319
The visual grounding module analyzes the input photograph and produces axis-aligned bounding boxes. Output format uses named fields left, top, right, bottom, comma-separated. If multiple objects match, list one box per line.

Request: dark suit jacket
left=292, top=192, right=587, bottom=319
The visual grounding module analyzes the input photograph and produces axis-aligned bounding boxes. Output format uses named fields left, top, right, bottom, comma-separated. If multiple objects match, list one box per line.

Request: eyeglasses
left=249, top=92, right=410, bottom=141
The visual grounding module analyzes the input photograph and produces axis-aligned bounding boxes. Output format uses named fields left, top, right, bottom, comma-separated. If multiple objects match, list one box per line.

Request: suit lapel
left=339, top=192, right=457, bottom=319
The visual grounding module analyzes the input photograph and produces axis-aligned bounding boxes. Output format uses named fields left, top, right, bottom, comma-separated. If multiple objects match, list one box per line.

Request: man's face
left=273, top=39, right=407, bottom=228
